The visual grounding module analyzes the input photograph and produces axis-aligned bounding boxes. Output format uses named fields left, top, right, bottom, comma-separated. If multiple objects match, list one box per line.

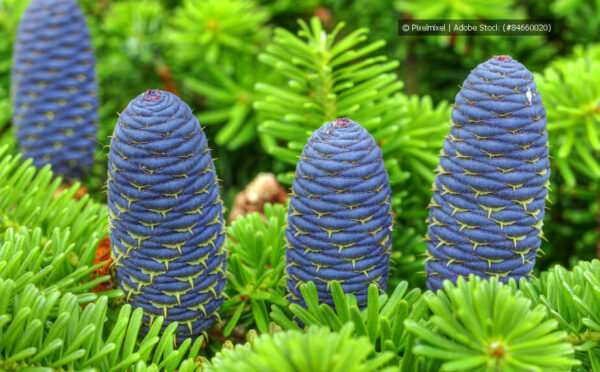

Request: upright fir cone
left=108, top=90, right=226, bottom=341
left=426, top=56, right=550, bottom=291
left=286, top=118, right=393, bottom=307
left=11, top=0, right=98, bottom=179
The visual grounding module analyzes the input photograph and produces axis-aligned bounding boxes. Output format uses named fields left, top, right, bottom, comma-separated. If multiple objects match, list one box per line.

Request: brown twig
left=157, top=64, right=181, bottom=97
left=91, top=237, right=114, bottom=293
left=53, top=184, right=88, bottom=200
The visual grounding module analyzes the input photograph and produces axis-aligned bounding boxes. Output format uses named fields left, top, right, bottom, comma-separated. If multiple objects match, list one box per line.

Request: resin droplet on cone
left=286, top=118, right=392, bottom=307
left=11, top=0, right=98, bottom=179
left=426, top=55, right=550, bottom=291
left=108, top=89, right=226, bottom=341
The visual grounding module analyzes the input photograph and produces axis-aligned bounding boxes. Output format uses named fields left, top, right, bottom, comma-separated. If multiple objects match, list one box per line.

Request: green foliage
left=395, top=0, right=521, bottom=19
left=0, top=144, right=117, bottom=303
left=551, top=0, right=600, bottom=44
left=270, top=280, right=426, bottom=362
left=102, top=0, right=165, bottom=64
left=172, top=0, right=274, bottom=150
left=0, top=227, right=120, bottom=300
left=322, top=0, right=398, bottom=46
left=258, top=0, right=320, bottom=16
left=0, top=88, right=13, bottom=153
left=183, top=59, right=271, bottom=150
left=222, top=204, right=288, bottom=336
left=383, top=94, right=450, bottom=217
left=0, top=145, right=107, bottom=250
left=80, top=0, right=168, bottom=195
left=93, top=1, right=166, bottom=99
left=541, top=179, right=599, bottom=270
left=388, top=225, right=427, bottom=290
left=405, top=275, right=579, bottom=372
left=0, top=0, right=27, bottom=155
left=204, top=324, right=398, bottom=372
left=521, top=260, right=600, bottom=370
left=536, top=44, right=600, bottom=186
left=168, top=0, right=270, bottom=66
left=0, top=0, right=28, bottom=83
left=0, top=279, right=202, bottom=371
left=528, top=44, right=600, bottom=270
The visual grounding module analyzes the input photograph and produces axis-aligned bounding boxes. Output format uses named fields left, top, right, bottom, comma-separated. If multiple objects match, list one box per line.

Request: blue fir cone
left=286, top=118, right=393, bottom=308
left=426, top=55, right=550, bottom=291
left=11, top=0, right=98, bottom=179
left=108, top=90, right=227, bottom=341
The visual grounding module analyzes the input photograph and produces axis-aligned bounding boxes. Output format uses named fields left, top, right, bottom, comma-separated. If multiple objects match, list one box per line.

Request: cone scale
left=285, top=118, right=393, bottom=307
left=108, top=90, right=226, bottom=340
left=426, top=56, right=550, bottom=291
left=11, top=0, right=98, bottom=179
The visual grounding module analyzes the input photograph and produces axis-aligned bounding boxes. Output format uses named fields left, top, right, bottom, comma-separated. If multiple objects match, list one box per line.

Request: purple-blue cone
left=108, top=90, right=227, bottom=341
left=286, top=118, right=393, bottom=308
left=426, top=56, right=550, bottom=291
left=11, top=0, right=98, bottom=179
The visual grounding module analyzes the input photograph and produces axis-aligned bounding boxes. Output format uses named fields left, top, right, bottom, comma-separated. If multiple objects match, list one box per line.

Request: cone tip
left=333, top=117, right=351, bottom=128
left=143, top=89, right=162, bottom=102
left=493, top=55, right=512, bottom=61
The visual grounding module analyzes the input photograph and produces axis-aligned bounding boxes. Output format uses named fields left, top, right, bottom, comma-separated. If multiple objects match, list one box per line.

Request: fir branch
left=406, top=275, right=579, bottom=372
left=0, top=279, right=202, bottom=371
left=270, top=280, right=426, bottom=365
left=168, top=0, right=270, bottom=67
left=520, top=259, right=600, bottom=369
left=221, top=203, right=288, bottom=336
left=171, top=0, right=274, bottom=150
left=0, top=145, right=110, bottom=296
left=0, top=145, right=108, bottom=249
left=0, top=0, right=31, bottom=156
left=204, top=323, right=398, bottom=372
left=183, top=59, right=272, bottom=150
left=536, top=44, right=600, bottom=187
left=0, top=95, right=14, bottom=154
left=0, top=227, right=120, bottom=300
